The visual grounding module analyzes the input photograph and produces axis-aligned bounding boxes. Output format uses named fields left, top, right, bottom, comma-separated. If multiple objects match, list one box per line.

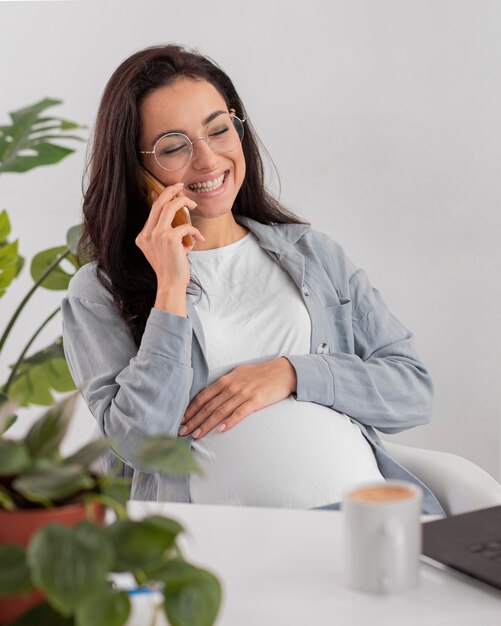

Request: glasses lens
left=154, top=134, right=191, bottom=171
left=206, top=113, right=244, bottom=153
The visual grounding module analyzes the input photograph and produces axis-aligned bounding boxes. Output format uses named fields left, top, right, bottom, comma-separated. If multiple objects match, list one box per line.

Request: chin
left=191, top=204, right=235, bottom=221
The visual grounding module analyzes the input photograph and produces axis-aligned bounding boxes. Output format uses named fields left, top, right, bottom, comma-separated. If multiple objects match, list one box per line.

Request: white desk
left=127, top=501, right=501, bottom=626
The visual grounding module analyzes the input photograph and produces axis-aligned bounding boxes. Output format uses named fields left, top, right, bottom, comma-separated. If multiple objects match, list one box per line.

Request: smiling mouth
left=187, top=171, right=228, bottom=193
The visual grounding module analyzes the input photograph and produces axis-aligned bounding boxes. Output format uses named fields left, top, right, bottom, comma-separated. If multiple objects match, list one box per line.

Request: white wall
left=1, top=0, right=500, bottom=477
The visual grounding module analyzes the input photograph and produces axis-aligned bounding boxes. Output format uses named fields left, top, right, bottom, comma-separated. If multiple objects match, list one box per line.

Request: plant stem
left=2, top=306, right=60, bottom=393
left=0, top=247, right=70, bottom=356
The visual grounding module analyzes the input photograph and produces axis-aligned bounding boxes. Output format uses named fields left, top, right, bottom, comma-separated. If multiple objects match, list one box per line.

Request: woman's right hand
left=135, top=182, right=204, bottom=290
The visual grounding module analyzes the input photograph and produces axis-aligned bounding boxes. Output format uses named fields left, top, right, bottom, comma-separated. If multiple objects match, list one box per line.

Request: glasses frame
left=138, top=110, right=246, bottom=172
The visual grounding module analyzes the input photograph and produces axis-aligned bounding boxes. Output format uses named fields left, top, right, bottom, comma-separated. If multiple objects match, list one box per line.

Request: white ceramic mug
left=342, top=480, right=423, bottom=594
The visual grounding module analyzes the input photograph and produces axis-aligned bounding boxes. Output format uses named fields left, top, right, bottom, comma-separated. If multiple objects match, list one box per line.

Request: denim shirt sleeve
left=286, top=252, right=434, bottom=434
left=61, top=264, right=194, bottom=471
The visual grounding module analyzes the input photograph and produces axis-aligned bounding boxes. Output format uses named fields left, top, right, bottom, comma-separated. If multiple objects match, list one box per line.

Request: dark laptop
left=422, top=505, right=501, bottom=592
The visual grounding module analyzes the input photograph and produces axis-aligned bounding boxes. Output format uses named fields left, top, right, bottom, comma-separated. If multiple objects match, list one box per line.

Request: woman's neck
left=191, top=214, right=248, bottom=250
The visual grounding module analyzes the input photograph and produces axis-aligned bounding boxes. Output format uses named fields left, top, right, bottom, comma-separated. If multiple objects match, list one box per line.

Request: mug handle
left=379, top=518, right=406, bottom=593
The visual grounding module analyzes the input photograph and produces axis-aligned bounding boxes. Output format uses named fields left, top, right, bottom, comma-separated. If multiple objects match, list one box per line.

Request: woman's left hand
left=179, top=357, right=297, bottom=439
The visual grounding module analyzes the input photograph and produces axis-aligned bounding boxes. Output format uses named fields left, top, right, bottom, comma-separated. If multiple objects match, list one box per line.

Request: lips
left=187, top=171, right=228, bottom=193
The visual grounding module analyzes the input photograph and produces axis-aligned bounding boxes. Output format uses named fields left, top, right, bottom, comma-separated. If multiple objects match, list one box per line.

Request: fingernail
left=193, top=428, right=202, bottom=439
left=178, top=426, right=188, bottom=436
left=175, top=182, right=184, bottom=187
left=218, top=423, right=226, bottom=432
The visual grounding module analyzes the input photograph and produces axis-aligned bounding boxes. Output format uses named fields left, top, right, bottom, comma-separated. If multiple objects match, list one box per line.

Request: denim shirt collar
left=235, top=215, right=311, bottom=254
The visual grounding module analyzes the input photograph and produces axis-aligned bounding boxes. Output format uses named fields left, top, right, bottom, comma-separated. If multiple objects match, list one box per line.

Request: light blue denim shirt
left=61, top=216, right=444, bottom=514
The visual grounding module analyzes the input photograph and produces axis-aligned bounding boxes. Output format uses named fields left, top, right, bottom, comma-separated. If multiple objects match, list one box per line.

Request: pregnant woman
left=62, top=44, right=443, bottom=514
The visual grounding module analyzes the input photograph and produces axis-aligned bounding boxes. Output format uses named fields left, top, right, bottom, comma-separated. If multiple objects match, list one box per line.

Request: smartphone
left=139, top=167, right=194, bottom=246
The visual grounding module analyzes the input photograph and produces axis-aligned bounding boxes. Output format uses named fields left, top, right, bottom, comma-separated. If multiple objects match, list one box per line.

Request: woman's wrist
left=154, top=284, right=187, bottom=317
left=279, top=357, right=297, bottom=395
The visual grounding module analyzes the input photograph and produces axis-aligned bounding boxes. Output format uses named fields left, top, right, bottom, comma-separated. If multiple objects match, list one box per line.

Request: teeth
left=188, top=174, right=225, bottom=192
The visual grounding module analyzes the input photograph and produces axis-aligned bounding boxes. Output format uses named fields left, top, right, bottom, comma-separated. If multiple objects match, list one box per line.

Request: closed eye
left=160, top=144, right=189, bottom=155
left=209, top=125, right=230, bottom=138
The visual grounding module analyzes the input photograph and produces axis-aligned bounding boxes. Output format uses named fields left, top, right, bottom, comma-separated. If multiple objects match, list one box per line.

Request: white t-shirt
left=188, top=232, right=383, bottom=508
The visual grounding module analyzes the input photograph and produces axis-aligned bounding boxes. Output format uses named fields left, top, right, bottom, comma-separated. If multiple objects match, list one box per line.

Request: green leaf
left=0, top=239, right=18, bottom=264
left=10, top=602, right=74, bottom=626
left=1, top=142, right=75, bottom=173
left=30, top=246, right=78, bottom=290
left=0, top=265, right=17, bottom=297
left=0, top=99, right=86, bottom=174
left=0, top=212, right=22, bottom=297
left=0, top=544, right=33, bottom=596
left=61, top=119, right=82, bottom=131
left=0, top=484, right=16, bottom=510
left=23, top=392, right=78, bottom=458
left=63, top=438, right=112, bottom=468
left=105, top=516, right=183, bottom=572
left=76, top=587, right=130, bottom=626
left=13, top=462, right=95, bottom=504
left=135, top=436, right=199, bottom=476
left=0, top=439, right=31, bottom=475
left=66, top=224, right=83, bottom=255
left=0, top=395, right=18, bottom=434
left=95, top=476, right=131, bottom=514
left=8, top=341, right=76, bottom=407
left=0, top=209, right=11, bottom=241
left=144, top=515, right=185, bottom=537
left=156, top=560, right=222, bottom=626
left=27, top=521, right=114, bottom=616
left=16, top=254, right=25, bottom=276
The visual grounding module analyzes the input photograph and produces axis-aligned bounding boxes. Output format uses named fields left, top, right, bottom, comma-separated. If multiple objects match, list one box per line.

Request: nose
left=191, top=136, right=218, bottom=170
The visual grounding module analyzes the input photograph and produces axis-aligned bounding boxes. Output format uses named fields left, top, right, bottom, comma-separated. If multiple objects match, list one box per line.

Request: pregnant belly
left=189, top=396, right=384, bottom=508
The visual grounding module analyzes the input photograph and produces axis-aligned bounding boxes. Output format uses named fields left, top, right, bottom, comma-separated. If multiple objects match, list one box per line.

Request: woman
left=62, top=44, right=444, bottom=514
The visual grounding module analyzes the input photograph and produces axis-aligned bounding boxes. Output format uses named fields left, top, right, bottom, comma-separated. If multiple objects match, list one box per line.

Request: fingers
left=142, top=182, right=183, bottom=234
left=137, top=188, right=202, bottom=254
left=157, top=198, right=198, bottom=232
left=180, top=373, right=258, bottom=438
left=180, top=396, right=255, bottom=439
left=143, top=183, right=196, bottom=235
left=217, top=401, right=255, bottom=433
left=179, top=379, right=231, bottom=435
left=183, top=382, right=224, bottom=423
left=175, top=223, right=205, bottom=246
left=179, top=395, right=237, bottom=437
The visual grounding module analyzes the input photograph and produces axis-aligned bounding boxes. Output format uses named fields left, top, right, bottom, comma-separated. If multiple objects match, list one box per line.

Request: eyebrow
left=150, top=110, right=228, bottom=146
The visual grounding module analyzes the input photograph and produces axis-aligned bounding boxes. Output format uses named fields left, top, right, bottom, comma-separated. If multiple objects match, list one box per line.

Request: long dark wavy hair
left=80, top=44, right=306, bottom=346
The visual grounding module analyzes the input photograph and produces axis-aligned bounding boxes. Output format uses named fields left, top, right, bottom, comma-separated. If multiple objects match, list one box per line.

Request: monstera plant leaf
left=7, top=338, right=76, bottom=406
left=0, top=209, right=24, bottom=298
left=66, top=224, right=83, bottom=254
left=30, top=245, right=79, bottom=291
left=0, top=99, right=85, bottom=173
left=27, top=223, right=83, bottom=292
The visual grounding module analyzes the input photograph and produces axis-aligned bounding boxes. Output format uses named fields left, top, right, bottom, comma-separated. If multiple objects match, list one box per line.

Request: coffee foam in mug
left=349, top=485, right=415, bottom=503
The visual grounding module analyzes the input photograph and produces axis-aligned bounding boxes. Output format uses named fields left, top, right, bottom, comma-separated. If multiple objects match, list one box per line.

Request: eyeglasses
left=139, top=111, right=246, bottom=172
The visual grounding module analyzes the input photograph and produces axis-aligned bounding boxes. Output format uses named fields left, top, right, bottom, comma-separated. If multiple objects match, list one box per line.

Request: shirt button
left=316, top=343, right=329, bottom=354
left=302, top=286, right=310, bottom=297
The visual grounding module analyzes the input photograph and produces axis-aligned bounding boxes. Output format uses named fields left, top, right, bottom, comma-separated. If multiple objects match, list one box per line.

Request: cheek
left=234, top=148, right=246, bottom=185
left=143, top=159, right=182, bottom=187
left=155, top=170, right=183, bottom=187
